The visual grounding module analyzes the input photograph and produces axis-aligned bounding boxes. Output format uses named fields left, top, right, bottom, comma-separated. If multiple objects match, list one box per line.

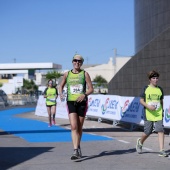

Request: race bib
left=49, top=98, right=56, bottom=102
left=148, top=101, right=160, bottom=110
left=70, top=84, right=83, bottom=94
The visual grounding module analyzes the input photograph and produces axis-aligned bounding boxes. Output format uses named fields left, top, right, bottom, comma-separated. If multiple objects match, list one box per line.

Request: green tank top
left=44, top=87, right=58, bottom=105
left=144, top=85, right=163, bottom=121
left=66, top=70, right=86, bottom=101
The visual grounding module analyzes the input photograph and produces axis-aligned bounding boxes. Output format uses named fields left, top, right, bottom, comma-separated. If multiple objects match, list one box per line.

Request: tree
left=22, top=79, right=38, bottom=95
left=45, top=70, right=62, bottom=85
left=0, top=83, right=3, bottom=88
left=93, top=75, right=108, bottom=88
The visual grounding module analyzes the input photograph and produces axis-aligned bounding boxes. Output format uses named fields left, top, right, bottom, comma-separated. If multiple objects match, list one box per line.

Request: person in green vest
left=136, top=70, right=168, bottom=157
left=44, top=79, right=58, bottom=127
left=59, top=54, right=93, bottom=160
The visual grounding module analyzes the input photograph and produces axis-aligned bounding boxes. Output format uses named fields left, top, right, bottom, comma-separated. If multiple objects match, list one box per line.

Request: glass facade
left=108, top=0, right=170, bottom=96
left=135, top=0, right=170, bottom=53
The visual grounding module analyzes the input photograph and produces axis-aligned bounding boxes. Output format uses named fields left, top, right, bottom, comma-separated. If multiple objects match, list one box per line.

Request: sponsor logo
left=164, top=106, right=170, bottom=123
left=101, top=98, right=118, bottom=115
left=87, top=97, right=101, bottom=113
left=120, top=100, right=130, bottom=117
left=88, top=97, right=100, bottom=108
left=120, top=100, right=140, bottom=119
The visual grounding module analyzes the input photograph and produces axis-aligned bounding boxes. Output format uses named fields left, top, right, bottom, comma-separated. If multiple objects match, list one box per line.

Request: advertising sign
left=35, top=94, right=170, bottom=129
left=119, top=96, right=144, bottom=125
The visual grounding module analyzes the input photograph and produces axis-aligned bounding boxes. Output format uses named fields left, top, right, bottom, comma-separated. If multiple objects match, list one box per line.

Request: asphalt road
left=0, top=106, right=170, bottom=170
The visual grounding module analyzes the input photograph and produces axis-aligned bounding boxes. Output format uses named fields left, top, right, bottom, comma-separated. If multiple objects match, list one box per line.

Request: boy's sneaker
left=70, top=149, right=80, bottom=160
left=158, top=150, right=168, bottom=157
left=52, top=120, right=56, bottom=125
left=78, top=148, right=82, bottom=158
left=136, top=138, right=142, bottom=154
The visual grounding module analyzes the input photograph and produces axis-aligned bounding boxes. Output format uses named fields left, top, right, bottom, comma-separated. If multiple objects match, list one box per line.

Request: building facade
left=0, top=63, right=61, bottom=94
left=108, top=0, right=170, bottom=96
left=83, top=57, right=131, bottom=83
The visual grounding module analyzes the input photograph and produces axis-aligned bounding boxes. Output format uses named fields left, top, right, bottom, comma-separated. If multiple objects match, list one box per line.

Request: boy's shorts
left=144, top=120, right=164, bottom=135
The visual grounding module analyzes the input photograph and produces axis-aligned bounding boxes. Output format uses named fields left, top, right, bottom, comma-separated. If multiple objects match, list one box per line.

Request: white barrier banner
left=99, top=95, right=120, bottom=120
left=86, top=95, right=120, bottom=120
left=35, top=95, right=170, bottom=129
left=163, top=96, right=170, bottom=127
left=119, top=96, right=144, bottom=125
left=35, top=95, right=48, bottom=117
left=35, top=95, right=68, bottom=119
left=86, top=95, right=102, bottom=117
left=55, top=97, right=68, bottom=119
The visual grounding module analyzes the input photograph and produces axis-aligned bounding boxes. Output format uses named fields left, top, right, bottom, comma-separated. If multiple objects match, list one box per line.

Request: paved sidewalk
left=0, top=107, right=170, bottom=170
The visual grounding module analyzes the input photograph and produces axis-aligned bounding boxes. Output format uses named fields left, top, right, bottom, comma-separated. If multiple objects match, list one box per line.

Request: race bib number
left=70, top=84, right=83, bottom=94
left=148, top=102, right=160, bottom=110
left=49, top=98, right=56, bottom=102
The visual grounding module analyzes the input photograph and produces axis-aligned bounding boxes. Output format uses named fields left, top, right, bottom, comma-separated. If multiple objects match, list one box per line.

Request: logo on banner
left=120, top=100, right=140, bottom=118
left=87, top=97, right=101, bottom=113
left=88, top=97, right=100, bottom=107
left=101, top=98, right=110, bottom=114
left=164, top=106, right=170, bottom=123
left=101, top=98, right=118, bottom=115
left=120, top=100, right=130, bottom=117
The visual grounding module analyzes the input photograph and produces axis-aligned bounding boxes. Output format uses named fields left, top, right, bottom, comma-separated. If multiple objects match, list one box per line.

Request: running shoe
left=70, top=149, right=80, bottom=160
left=52, top=119, right=56, bottom=125
left=136, top=138, right=142, bottom=154
left=158, top=150, right=168, bottom=157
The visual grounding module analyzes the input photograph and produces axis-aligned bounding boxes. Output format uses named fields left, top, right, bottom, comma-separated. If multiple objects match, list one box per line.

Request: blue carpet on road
left=0, top=108, right=113, bottom=142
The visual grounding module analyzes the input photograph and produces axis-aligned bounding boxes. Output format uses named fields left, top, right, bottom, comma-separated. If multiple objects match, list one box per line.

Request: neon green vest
left=145, top=85, right=163, bottom=121
left=45, top=87, right=57, bottom=105
left=66, top=70, right=86, bottom=101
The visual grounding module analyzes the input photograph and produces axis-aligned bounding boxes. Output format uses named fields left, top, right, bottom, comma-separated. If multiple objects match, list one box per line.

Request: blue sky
left=0, top=0, right=134, bottom=70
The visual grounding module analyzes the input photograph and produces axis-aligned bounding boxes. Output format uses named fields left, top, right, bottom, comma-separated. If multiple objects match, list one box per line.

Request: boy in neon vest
left=136, top=70, right=168, bottom=157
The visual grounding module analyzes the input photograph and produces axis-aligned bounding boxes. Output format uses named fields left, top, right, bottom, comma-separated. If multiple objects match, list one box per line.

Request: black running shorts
left=67, top=101, right=88, bottom=117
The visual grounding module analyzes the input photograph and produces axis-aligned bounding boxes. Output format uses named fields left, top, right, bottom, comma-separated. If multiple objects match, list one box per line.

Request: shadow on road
left=0, top=146, right=54, bottom=170
left=75, top=148, right=136, bottom=162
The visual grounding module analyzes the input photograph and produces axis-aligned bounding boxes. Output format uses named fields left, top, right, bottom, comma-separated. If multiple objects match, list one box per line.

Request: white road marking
left=118, top=140, right=153, bottom=151
left=118, top=140, right=130, bottom=144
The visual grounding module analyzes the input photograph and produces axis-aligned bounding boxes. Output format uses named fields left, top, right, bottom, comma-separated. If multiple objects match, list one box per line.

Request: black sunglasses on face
left=73, top=59, right=82, bottom=63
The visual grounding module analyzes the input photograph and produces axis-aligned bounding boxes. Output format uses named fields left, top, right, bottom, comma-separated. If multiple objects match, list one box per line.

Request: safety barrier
left=7, top=94, right=37, bottom=106
left=35, top=95, right=170, bottom=130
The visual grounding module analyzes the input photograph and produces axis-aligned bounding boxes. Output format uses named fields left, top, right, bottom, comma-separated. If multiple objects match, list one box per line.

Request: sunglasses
left=73, top=59, right=82, bottom=63
left=48, top=82, right=53, bottom=84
